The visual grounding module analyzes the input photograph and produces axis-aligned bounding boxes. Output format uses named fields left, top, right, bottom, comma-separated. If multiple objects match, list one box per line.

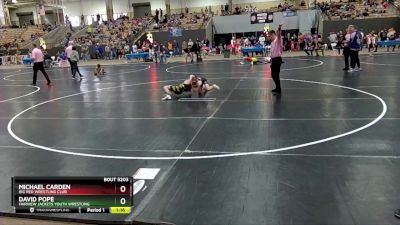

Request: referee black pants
left=349, top=50, right=360, bottom=69
left=33, top=62, right=51, bottom=85
left=343, top=47, right=350, bottom=69
left=270, top=57, right=283, bottom=90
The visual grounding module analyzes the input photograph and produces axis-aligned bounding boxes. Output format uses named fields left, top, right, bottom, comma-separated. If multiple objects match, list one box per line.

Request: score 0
left=116, top=183, right=130, bottom=195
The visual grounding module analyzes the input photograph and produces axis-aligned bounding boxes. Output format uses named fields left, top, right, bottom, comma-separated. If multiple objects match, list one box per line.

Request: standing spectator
left=192, top=39, right=201, bottom=62
left=132, top=43, right=138, bottom=54
left=153, top=42, right=160, bottom=63
left=159, top=44, right=166, bottom=64
left=81, top=14, right=85, bottom=27
left=299, top=33, right=305, bottom=50
left=379, top=29, right=387, bottom=42
left=188, top=39, right=194, bottom=63
left=148, top=43, right=154, bottom=61
left=387, top=28, right=396, bottom=51
left=111, top=44, right=117, bottom=59
left=367, top=33, right=374, bottom=52
left=167, top=41, right=173, bottom=57
left=69, top=20, right=74, bottom=32
left=188, top=39, right=194, bottom=49
left=96, top=13, right=101, bottom=22
left=95, top=44, right=103, bottom=59
left=259, top=34, right=266, bottom=46
left=70, top=47, right=83, bottom=80
left=292, top=34, right=299, bottom=51
left=124, top=44, right=130, bottom=58
left=284, top=33, right=291, bottom=51
left=173, top=40, right=180, bottom=55
left=117, top=45, right=124, bottom=60
left=372, top=33, right=378, bottom=52
left=155, top=9, right=160, bottom=23
left=105, top=44, right=111, bottom=60
left=182, top=40, right=188, bottom=55
left=81, top=44, right=90, bottom=61
left=31, top=44, right=51, bottom=86
left=348, top=25, right=362, bottom=72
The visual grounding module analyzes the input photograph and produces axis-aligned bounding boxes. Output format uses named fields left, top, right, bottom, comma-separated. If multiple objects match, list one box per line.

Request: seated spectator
left=304, top=39, right=315, bottom=56
left=315, top=37, right=325, bottom=56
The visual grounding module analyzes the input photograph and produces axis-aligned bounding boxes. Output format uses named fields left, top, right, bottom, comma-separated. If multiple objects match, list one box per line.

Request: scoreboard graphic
left=12, top=177, right=133, bottom=214
left=250, top=12, right=274, bottom=24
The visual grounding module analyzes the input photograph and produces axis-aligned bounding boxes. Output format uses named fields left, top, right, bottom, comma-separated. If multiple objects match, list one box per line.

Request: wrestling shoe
left=347, top=68, right=355, bottom=72
left=240, top=61, right=245, bottom=65
left=271, top=89, right=281, bottom=93
left=162, top=95, right=172, bottom=101
left=213, top=84, right=220, bottom=90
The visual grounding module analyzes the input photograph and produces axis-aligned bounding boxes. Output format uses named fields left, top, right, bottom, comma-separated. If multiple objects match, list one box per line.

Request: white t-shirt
left=329, top=33, right=338, bottom=43
left=244, top=38, right=250, bottom=46
left=259, top=36, right=265, bottom=45
left=188, top=41, right=194, bottom=48
left=132, top=44, right=138, bottom=53
left=124, top=45, right=130, bottom=52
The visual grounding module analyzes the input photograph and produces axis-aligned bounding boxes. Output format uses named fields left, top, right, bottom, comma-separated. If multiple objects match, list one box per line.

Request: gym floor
left=0, top=53, right=399, bottom=225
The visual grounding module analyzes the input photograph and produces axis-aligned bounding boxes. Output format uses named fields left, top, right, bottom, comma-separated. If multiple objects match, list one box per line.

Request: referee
left=31, top=43, right=51, bottom=86
left=268, top=23, right=284, bottom=94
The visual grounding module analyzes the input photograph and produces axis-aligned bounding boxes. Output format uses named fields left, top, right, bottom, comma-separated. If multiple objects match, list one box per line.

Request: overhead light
left=11, top=0, right=17, bottom=3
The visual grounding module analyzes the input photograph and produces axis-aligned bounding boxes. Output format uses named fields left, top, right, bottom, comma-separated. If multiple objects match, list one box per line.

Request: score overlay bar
left=12, top=177, right=133, bottom=214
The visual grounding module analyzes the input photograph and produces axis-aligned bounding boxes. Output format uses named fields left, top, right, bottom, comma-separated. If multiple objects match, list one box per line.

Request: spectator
left=132, top=43, right=138, bottom=53
left=81, top=14, right=85, bottom=27
left=304, top=38, right=315, bottom=56
left=173, top=40, right=180, bottom=55
left=81, top=44, right=90, bottom=61
left=124, top=44, right=130, bottom=58
left=315, top=37, right=325, bottom=56
left=105, top=44, right=111, bottom=60
left=95, top=44, right=103, bottom=59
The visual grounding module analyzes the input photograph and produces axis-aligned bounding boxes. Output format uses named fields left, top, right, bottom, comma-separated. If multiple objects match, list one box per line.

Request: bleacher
left=0, top=26, right=48, bottom=49
left=150, top=13, right=208, bottom=31
left=74, top=16, right=153, bottom=46
left=320, top=0, right=397, bottom=20
left=394, top=0, right=400, bottom=8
